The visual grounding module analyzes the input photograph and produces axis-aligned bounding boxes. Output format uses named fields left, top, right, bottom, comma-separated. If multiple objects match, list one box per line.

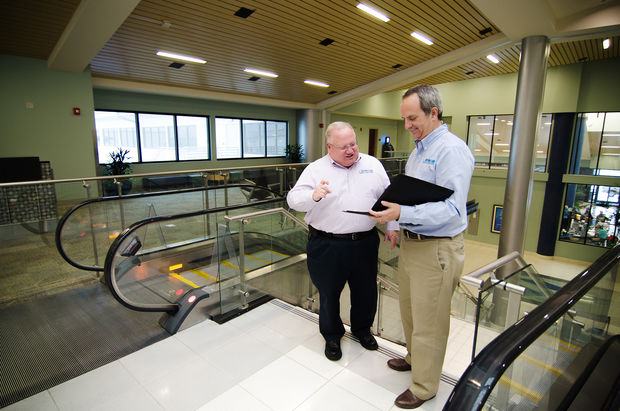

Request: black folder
left=344, top=174, right=454, bottom=215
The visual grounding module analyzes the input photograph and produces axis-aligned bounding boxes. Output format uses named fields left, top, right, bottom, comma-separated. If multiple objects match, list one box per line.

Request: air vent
left=392, top=63, right=403, bottom=69
left=479, top=27, right=492, bottom=36
left=578, top=57, right=588, bottom=62
left=319, top=38, right=335, bottom=46
left=234, top=7, right=255, bottom=18
left=327, top=90, right=337, bottom=95
left=465, top=70, right=474, bottom=75
left=248, top=76, right=260, bottom=81
left=169, top=62, right=185, bottom=69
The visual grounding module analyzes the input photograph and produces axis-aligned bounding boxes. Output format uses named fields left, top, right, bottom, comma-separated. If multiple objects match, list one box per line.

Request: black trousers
left=306, top=228, right=380, bottom=342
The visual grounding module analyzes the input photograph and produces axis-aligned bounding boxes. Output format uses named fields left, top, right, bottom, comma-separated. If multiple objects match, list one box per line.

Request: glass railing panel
left=215, top=207, right=311, bottom=319
left=377, top=283, right=405, bottom=343
left=481, top=266, right=618, bottom=411
left=0, top=180, right=96, bottom=305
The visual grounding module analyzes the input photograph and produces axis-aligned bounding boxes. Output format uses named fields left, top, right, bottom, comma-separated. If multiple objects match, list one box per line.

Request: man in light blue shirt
left=370, top=85, right=474, bottom=409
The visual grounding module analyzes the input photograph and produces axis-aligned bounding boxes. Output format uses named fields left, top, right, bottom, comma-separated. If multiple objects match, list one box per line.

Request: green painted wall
left=328, top=113, right=402, bottom=156
left=0, top=55, right=96, bottom=179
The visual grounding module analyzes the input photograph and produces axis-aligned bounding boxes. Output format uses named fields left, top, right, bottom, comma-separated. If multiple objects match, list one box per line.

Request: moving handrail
left=55, top=183, right=281, bottom=271
left=444, top=244, right=620, bottom=410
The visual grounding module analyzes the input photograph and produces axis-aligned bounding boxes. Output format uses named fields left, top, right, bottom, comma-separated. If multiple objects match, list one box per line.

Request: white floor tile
left=246, top=323, right=301, bottom=354
left=48, top=361, right=143, bottom=411
left=331, top=368, right=397, bottom=410
left=3, top=391, right=58, bottom=411
left=175, top=319, right=244, bottom=355
left=286, top=345, right=344, bottom=379
left=346, top=350, right=412, bottom=395
left=119, top=336, right=203, bottom=384
left=240, top=356, right=327, bottom=411
left=295, top=382, right=381, bottom=411
left=143, top=356, right=237, bottom=411
left=197, top=385, right=272, bottom=411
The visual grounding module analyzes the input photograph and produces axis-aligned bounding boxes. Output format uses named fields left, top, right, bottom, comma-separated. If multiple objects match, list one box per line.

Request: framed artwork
left=491, top=205, right=503, bottom=234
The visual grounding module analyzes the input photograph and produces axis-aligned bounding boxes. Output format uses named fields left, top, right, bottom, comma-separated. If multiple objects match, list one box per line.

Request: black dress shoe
left=387, top=358, right=411, bottom=371
left=324, top=340, right=342, bottom=361
left=394, top=389, right=431, bottom=409
left=357, top=334, right=378, bottom=350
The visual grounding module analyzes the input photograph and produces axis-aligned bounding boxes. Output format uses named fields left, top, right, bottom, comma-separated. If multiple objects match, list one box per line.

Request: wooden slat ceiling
left=1, top=0, right=618, bottom=106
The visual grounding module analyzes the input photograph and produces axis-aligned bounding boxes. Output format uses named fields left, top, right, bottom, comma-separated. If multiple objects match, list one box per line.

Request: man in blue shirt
left=370, top=85, right=474, bottom=409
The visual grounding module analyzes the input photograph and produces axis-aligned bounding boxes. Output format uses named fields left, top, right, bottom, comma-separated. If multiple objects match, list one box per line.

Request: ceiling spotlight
left=486, top=54, right=500, bottom=64
left=411, top=32, right=433, bottom=45
left=356, top=3, right=390, bottom=22
left=304, top=80, right=330, bottom=87
left=156, top=51, right=206, bottom=64
left=603, top=38, right=610, bottom=49
left=243, top=68, right=278, bottom=78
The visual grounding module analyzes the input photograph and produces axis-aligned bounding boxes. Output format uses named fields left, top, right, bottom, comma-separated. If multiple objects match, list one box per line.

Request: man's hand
left=312, top=179, right=331, bottom=202
left=385, top=229, right=399, bottom=249
left=369, top=201, right=401, bottom=224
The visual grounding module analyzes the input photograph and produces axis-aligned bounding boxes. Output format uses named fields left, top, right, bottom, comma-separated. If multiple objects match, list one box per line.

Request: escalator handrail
left=55, top=183, right=281, bottom=272
left=103, top=196, right=286, bottom=313
left=444, top=244, right=620, bottom=410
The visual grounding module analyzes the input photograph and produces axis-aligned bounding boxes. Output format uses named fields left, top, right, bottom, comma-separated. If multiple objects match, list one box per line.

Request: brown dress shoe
left=387, top=358, right=411, bottom=371
left=394, top=389, right=427, bottom=409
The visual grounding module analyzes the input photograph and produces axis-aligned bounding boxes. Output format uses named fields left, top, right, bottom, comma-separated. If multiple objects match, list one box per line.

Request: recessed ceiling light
left=603, top=38, right=610, bottom=49
left=486, top=54, right=500, bottom=63
left=356, top=3, right=390, bottom=22
left=304, top=80, right=329, bottom=87
left=156, top=51, right=206, bottom=64
left=411, top=32, right=433, bottom=45
left=243, top=68, right=278, bottom=78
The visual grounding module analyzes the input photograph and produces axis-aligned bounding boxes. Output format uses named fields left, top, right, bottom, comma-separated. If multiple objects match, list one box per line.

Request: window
left=94, top=111, right=138, bottom=163
left=94, top=111, right=210, bottom=163
left=560, top=183, right=620, bottom=248
left=467, top=113, right=551, bottom=171
left=215, top=117, right=287, bottom=159
left=571, top=112, right=620, bottom=176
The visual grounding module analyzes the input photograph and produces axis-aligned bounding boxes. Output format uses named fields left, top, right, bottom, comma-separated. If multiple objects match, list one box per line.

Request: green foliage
left=285, top=144, right=304, bottom=163
left=102, top=148, right=132, bottom=176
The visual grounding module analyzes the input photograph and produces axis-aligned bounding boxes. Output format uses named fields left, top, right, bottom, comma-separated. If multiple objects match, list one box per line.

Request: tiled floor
left=4, top=240, right=592, bottom=411
left=5, top=299, right=476, bottom=411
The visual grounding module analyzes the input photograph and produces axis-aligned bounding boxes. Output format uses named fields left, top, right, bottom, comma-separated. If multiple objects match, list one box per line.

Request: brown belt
left=403, top=229, right=452, bottom=240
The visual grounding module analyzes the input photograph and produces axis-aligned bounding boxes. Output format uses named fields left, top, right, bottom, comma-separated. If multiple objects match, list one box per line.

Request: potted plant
left=101, top=148, right=133, bottom=195
left=285, top=144, right=304, bottom=163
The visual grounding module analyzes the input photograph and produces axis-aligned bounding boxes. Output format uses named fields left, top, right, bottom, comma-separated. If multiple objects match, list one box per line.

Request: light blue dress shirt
left=399, top=124, right=475, bottom=237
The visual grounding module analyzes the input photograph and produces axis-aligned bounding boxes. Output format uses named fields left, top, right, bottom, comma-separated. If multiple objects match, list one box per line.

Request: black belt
left=403, top=229, right=452, bottom=240
left=309, top=225, right=376, bottom=240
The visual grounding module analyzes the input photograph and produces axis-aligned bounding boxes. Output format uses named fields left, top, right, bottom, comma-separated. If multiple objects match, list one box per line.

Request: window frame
left=215, top=116, right=288, bottom=160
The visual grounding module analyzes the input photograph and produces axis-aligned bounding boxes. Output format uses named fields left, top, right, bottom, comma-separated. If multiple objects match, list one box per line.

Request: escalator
left=444, top=245, right=620, bottom=410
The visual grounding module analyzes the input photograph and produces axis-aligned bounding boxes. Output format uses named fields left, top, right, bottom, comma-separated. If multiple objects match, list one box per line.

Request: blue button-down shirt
left=399, top=124, right=475, bottom=237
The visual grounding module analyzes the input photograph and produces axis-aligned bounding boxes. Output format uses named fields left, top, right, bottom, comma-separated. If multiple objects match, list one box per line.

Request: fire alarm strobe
left=73, top=107, right=81, bottom=115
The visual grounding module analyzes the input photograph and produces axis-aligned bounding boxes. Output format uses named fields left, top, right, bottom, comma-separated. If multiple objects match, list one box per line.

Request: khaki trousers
left=397, top=232, right=465, bottom=400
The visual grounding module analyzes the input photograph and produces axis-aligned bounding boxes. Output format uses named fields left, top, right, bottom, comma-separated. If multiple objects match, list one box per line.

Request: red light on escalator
left=176, top=289, right=184, bottom=296
left=188, top=295, right=197, bottom=304
left=80, top=232, right=86, bottom=237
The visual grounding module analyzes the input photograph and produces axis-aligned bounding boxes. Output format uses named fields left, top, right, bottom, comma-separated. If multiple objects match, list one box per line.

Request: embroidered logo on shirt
left=423, top=158, right=436, bottom=165
left=359, top=169, right=374, bottom=174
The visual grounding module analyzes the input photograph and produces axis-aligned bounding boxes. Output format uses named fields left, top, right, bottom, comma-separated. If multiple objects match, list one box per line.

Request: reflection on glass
left=467, top=114, right=551, bottom=171
left=243, top=119, right=265, bottom=158
left=572, top=112, right=620, bottom=176
left=138, top=113, right=175, bottom=162
left=216, top=118, right=242, bottom=159
left=95, top=111, right=138, bottom=164
left=267, top=121, right=287, bottom=157
left=177, top=116, right=210, bottom=160
left=560, top=183, right=619, bottom=248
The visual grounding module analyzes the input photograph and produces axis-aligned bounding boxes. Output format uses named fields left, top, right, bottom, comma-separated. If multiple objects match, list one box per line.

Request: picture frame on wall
left=491, top=205, right=503, bottom=234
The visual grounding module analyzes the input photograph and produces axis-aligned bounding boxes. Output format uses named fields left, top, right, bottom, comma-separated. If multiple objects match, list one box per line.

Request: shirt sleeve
left=399, top=145, right=473, bottom=228
left=286, top=164, right=319, bottom=212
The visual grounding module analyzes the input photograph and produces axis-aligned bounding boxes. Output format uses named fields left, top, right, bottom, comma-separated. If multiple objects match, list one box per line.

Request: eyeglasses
left=329, top=142, right=358, bottom=151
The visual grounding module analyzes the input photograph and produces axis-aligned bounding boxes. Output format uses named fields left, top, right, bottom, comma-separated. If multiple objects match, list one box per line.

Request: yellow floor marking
left=221, top=260, right=248, bottom=272
left=520, top=354, right=562, bottom=376
left=266, top=250, right=290, bottom=258
left=190, top=268, right=218, bottom=282
left=538, top=333, right=582, bottom=354
left=169, top=273, right=199, bottom=288
left=498, top=376, right=542, bottom=403
left=247, top=254, right=270, bottom=264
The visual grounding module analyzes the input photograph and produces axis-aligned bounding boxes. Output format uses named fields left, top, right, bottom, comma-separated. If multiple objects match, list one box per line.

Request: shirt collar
left=415, top=123, right=448, bottom=151
left=329, top=153, right=362, bottom=169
